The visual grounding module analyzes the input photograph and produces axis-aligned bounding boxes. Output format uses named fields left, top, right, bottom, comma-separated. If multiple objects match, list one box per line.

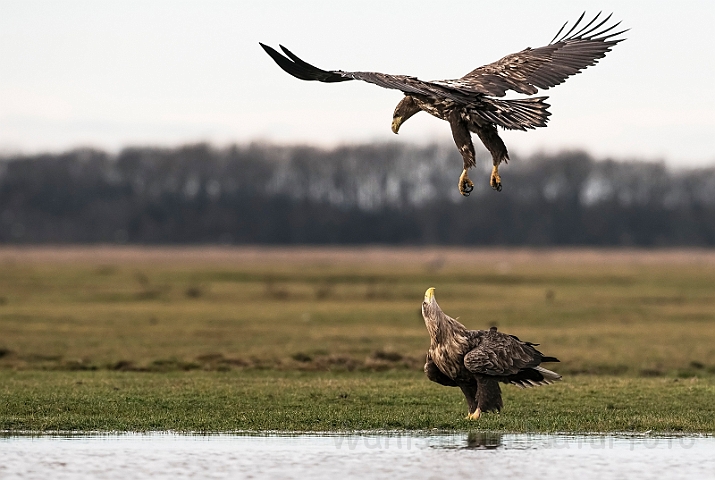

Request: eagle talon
left=459, top=170, right=474, bottom=197
left=490, top=167, right=502, bottom=192
left=467, top=408, right=482, bottom=420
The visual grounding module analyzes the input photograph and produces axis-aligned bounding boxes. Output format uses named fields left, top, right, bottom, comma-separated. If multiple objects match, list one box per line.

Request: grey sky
left=1, top=1, right=714, bottom=166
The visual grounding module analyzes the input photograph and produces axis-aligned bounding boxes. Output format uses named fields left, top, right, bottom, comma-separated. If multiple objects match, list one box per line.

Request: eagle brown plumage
left=421, top=287, right=561, bottom=419
left=260, top=12, right=626, bottom=196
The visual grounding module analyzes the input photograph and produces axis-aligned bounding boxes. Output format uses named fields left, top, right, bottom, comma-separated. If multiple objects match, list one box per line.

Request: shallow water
left=1, top=432, right=713, bottom=480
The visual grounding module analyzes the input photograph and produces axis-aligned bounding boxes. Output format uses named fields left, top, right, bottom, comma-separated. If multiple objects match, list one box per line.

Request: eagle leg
left=449, top=111, right=477, bottom=197
left=459, top=169, right=474, bottom=196
left=474, top=124, right=509, bottom=193
left=490, top=165, right=502, bottom=192
left=459, top=383, right=479, bottom=418
left=476, top=377, right=503, bottom=414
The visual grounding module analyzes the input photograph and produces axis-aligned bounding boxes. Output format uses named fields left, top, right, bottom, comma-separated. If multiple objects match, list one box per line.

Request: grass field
left=2, top=370, right=714, bottom=432
left=1, top=246, right=715, bottom=432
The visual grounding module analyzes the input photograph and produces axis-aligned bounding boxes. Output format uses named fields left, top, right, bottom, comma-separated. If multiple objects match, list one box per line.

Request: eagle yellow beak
left=391, top=117, right=402, bottom=134
left=424, top=287, right=435, bottom=303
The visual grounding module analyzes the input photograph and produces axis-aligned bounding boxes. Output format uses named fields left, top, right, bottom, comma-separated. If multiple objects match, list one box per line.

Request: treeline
left=1, top=143, right=715, bottom=245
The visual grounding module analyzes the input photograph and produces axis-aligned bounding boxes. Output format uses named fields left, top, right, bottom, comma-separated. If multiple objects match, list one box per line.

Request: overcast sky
left=1, top=1, right=714, bottom=166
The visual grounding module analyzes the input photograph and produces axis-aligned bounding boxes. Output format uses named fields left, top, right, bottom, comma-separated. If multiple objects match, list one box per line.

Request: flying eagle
left=421, top=287, right=561, bottom=419
left=260, top=13, right=625, bottom=196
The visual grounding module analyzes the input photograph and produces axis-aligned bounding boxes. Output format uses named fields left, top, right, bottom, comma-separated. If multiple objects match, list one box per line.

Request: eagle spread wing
left=457, top=12, right=626, bottom=97
left=260, top=12, right=626, bottom=102
left=259, top=43, right=484, bottom=105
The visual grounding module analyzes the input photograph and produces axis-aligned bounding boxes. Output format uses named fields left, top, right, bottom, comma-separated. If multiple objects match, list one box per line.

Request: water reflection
left=0, top=432, right=713, bottom=480
left=328, top=431, right=503, bottom=451
left=465, top=431, right=501, bottom=449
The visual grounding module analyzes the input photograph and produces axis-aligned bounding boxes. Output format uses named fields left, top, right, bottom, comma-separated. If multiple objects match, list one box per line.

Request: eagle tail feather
left=534, top=365, right=562, bottom=382
left=507, top=365, right=562, bottom=388
left=477, top=97, right=551, bottom=131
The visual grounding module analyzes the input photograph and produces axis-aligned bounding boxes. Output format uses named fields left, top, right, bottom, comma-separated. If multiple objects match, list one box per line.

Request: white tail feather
left=535, top=366, right=562, bottom=382
left=510, top=366, right=562, bottom=388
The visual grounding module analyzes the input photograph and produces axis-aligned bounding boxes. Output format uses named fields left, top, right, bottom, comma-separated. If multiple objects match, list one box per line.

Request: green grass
left=1, top=253, right=715, bottom=376
left=1, top=247, right=715, bottom=433
left=2, top=370, right=713, bottom=433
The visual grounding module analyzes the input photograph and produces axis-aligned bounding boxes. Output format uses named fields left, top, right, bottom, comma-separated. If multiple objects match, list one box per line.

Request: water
left=1, top=432, right=713, bottom=480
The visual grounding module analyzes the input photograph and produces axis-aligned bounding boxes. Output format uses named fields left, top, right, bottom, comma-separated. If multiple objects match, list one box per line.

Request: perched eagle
left=260, top=12, right=626, bottom=196
left=421, top=288, right=561, bottom=419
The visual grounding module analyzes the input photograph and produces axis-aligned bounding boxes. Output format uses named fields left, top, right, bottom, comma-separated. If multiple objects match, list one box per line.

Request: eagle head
left=424, top=286, right=436, bottom=304
left=391, top=95, right=421, bottom=134
left=422, top=287, right=442, bottom=323
left=422, top=287, right=465, bottom=344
